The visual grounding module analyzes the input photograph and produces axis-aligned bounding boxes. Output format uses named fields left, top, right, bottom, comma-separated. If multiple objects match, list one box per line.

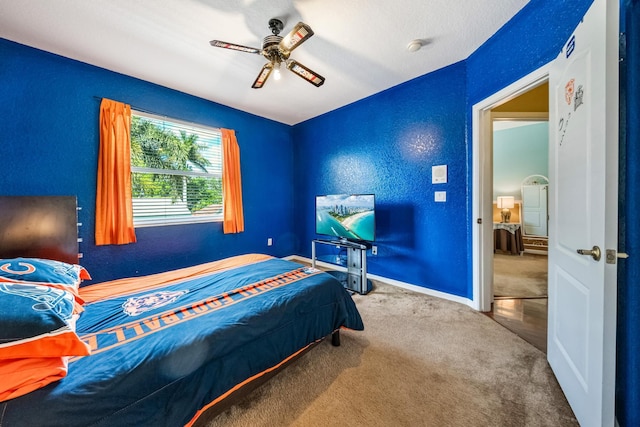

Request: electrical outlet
left=372, top=246, right=378, bottom=255
left=267, top=238, right=273, bottom=246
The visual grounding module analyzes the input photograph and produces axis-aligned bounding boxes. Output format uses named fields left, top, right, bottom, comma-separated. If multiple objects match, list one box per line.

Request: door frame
left=471, top=64, right=549, bottom=312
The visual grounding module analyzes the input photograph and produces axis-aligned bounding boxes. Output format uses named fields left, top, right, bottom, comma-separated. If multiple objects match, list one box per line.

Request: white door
left=547, top=0, right=619, bottom=425
left=522, top=184, right=548, bottom=236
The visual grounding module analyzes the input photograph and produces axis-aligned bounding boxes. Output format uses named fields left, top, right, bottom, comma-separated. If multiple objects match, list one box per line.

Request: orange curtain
left=221, top=128, right=244, bottom=234
left=95, top=99, right=137, bottom=245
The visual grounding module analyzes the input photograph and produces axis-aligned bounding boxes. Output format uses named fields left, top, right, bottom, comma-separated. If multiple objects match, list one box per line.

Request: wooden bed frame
left=0, top=196, right=80, bottom=264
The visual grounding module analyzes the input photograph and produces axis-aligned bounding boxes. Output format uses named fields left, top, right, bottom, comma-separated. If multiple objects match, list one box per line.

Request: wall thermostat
left=432, top=165, right=447, bottom=184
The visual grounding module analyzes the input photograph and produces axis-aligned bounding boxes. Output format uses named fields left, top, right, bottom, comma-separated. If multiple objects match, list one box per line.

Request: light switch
left=435, top=191, right=447, bottom=202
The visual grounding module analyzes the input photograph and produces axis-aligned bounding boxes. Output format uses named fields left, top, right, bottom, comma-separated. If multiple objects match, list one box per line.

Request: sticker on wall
left=565, top=79, right=575, bottom=105
left=574, top=84, right=584, bottom=111
left=432, top=165, right=447, bottom=184
left=566, top=35, right=576, bottom=58
left=558, top=113, right=572, bottom=147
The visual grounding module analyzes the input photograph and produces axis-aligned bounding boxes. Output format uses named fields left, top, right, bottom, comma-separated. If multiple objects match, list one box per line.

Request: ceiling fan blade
left=210, top=40, right=260, bottom=54
left=286, top=60, right=325, bottom=87
left=252, top=63, right=273, bottom=89
left=279, top=22, right=314, bottom=54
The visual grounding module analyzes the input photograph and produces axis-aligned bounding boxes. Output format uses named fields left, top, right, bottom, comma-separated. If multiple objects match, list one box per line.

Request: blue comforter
left=0, top=255, right=363, bottom=426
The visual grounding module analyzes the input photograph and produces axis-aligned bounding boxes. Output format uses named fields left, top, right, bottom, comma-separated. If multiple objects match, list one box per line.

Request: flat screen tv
left=315, top=194, right=375, bottom=242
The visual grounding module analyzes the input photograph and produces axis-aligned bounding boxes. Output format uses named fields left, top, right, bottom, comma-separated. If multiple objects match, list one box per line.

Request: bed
left=0, top=196, right=364, bottom=426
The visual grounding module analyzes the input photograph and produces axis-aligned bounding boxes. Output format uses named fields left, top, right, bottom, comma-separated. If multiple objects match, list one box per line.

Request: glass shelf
left=311, top=239, right=371, bottom=294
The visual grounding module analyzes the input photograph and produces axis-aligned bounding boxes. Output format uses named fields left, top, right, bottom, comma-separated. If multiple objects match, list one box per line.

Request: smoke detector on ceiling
left=406, top=39, right=424, bottom=52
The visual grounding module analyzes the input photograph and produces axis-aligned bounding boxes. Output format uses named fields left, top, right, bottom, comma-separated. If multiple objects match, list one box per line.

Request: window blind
left=130, top=111, right=223, bottom=227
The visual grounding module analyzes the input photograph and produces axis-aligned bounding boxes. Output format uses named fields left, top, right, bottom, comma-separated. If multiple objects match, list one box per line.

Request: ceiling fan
left=210, top=18, right=325, bottom=89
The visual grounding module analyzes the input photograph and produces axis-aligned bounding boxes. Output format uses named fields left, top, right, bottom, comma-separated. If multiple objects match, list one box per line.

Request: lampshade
left=496, top=196, right=515, bottom=209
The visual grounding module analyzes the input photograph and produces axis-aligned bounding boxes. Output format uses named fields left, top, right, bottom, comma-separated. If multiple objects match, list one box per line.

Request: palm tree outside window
left=130, top=111, right=223, bottom=227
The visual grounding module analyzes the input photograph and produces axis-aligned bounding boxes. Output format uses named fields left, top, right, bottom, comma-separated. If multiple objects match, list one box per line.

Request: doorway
left=470, top=64, right=551, bottom=340
left=487, top=92, right=549, bottom=352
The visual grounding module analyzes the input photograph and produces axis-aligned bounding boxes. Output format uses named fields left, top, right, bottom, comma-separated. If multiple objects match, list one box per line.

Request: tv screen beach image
left=316, top=194, right=375, bottom=241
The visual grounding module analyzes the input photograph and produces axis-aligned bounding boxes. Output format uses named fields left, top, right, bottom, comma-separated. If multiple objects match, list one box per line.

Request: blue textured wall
left=293, top=63, right=469, bottom=297
left=292, top=0, right=595, bottom=298
left=0, top=39, right=295, bottom=283
left=618, top=1, right=640, bottom=425
left=466, top=0, right=592, bottom=104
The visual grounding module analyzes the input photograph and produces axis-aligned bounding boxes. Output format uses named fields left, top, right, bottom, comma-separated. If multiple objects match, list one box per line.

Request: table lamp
left=497, top=196, right=515, bottom=223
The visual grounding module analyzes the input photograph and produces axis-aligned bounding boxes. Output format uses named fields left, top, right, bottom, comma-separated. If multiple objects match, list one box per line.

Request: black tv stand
left=311, top=239, right=372, bottom=294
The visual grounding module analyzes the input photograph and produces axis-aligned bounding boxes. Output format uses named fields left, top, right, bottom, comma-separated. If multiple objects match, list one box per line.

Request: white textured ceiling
left=0, top=0, right=529, bottom=125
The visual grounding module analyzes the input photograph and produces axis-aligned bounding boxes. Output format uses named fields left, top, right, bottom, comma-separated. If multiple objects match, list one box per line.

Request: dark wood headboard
left=0, top=196, right=79, bottom=264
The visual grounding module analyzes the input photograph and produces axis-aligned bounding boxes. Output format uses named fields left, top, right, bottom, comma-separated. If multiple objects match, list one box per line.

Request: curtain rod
left=92, top=96, right=229, bottom=133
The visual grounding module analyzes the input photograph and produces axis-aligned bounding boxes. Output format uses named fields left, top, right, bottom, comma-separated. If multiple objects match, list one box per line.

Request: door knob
left=577, top=246, right=601, bottom=261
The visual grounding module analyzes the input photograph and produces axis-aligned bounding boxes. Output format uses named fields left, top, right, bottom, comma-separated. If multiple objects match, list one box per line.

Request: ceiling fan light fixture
left=273, top=62, right=282, bottom=81
left=407, top=39, right=423, bottom=52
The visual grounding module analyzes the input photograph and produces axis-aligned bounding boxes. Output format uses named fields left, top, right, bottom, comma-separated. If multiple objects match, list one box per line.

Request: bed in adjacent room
left=0, top=196, right=364, bottom=426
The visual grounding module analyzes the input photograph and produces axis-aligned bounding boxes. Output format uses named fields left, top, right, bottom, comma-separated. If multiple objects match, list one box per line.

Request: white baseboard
left=523, top=249, right=548, bottom=256
left=285, top=255, right=475, bottom=309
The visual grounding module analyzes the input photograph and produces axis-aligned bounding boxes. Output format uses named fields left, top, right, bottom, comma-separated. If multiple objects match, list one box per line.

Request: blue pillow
left=0, top=258, right=90, bottom=287
left=0, top=282, right=90, bottom=358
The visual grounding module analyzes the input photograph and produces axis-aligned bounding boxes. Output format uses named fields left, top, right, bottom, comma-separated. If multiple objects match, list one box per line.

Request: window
left=130, top=111, right=223, bottom=227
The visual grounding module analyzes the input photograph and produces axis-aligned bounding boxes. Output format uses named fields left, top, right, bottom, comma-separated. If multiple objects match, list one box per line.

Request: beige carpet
left=204, top=281, right=576, bottom=427
left=494, top=253, right=548, bottom=298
